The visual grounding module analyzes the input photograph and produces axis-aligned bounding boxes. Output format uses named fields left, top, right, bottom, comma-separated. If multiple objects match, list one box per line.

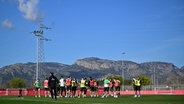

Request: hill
left=0, top=57, right=184, bottom=88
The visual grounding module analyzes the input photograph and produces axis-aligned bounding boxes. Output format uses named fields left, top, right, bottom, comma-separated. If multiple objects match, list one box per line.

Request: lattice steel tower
left=32, top=18, right=51, bottom=81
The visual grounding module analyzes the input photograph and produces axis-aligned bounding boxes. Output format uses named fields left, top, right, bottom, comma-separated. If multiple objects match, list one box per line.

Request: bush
left=9, top=77, right=26, bottom=88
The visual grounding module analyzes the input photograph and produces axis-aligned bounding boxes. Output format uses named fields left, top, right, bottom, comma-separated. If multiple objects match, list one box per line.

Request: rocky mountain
left=76, top=57, right=184, bottom=84
left=0, top=62, right=68, bottom=88
left=181, top=66, right=184, bottom=70
left=0, top=57, right=183, bottom=88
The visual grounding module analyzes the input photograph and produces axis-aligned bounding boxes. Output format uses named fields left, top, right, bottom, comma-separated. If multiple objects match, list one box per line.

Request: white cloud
left=2, top=19, right=14, bottom=29
left=18, top=0, right=40, bottom=21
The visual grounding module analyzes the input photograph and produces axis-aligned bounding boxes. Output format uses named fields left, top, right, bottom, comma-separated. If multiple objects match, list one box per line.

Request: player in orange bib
left=108, top=79, right=114, bottom=96
left=114, top=79, right=120, bottom=98
left=44, top=77, right=49, bottom=97
left=89, top=77, right=95, bottom=97
left=93, top=79, right=98, bottom=97
left=65, top=76, right=72, bottom=97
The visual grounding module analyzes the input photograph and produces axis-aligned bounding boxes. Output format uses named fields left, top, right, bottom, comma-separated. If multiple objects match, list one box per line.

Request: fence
left=123, top=85, right=184, bottom=91
left=1, top=88, right=184, bottom=96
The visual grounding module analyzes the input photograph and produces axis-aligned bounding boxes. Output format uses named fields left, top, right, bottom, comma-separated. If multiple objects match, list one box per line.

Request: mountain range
left=0, top=57, right=183, bottom=88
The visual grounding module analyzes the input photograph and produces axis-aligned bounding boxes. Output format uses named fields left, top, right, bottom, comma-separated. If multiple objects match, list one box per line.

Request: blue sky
left=0, top=0, right=184, bottom=68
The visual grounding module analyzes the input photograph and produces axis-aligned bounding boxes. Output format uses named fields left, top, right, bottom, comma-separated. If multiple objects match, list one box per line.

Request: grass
left=0, top=95, right=183, bottom=104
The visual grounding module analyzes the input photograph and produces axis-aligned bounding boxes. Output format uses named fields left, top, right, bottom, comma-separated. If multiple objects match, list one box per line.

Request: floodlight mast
left=122, top=52, right=125, bottom=91
left=32, top=19, right=51, bottom=81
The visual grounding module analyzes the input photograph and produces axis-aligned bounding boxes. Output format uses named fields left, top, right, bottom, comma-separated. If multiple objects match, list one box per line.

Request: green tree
left=139, top=75, right=151, bottom=86
left=9, top=77, right=26, bottom=88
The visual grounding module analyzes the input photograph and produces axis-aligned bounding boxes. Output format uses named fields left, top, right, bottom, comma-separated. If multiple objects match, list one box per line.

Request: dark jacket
left=48, top=75, right=59, bottom=88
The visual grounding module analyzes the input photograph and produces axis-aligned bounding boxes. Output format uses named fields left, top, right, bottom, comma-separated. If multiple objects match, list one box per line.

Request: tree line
left=8, top=75, right=151, bottom=88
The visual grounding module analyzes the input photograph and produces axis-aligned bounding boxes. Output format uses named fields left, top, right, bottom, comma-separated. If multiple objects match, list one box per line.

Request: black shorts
left=35, top=87, right=40, bottom=91
left=133, top=85, right=136, bottom=91
left=90, top=86, right=95, bottom=91
left=135, top=86, right=141, bottom=91
left=66, top=85, right=71, bottom=91
left=94, top=87, right=98, bottom=91
left=80, top=87, right=86, bottom=92
left=72, top=86, right=77, bottom=91
left=115, top=86, right=120, bottom=91
left=109, top=87, right=114, bottom=91
left=60, top=86, right=65, bottom=91
left=104, top=87, right=109, bottom=92
left=44, top=87, right=49, bottom=91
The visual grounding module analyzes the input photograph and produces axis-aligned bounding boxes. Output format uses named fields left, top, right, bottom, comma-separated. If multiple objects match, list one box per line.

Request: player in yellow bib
left=71, top=77, right=78, bottom=97
left=78, top=78, right=86, bottom=98
left=134, top=76, right=142, bottom=97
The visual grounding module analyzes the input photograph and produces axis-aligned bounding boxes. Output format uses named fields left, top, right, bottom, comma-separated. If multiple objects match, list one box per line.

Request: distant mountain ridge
left=0, top=57, right=183, bottom=88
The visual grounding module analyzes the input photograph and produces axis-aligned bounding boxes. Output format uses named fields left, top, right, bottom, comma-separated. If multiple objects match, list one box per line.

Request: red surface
left=0, top=88, right=184, bottom=96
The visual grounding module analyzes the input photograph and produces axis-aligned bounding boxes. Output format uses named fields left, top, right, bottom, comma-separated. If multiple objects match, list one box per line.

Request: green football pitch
left=0, top=95, right=183, bottom=104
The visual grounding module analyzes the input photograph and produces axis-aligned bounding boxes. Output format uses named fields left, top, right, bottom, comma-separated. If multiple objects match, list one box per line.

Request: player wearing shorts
left=93, top=79, right=98, bottom=97
left=59, top=76, right=66, bottom=97
left=65, top=76, right=72, bottom=97
left=89, top=77, right=95, bottom=97
left=34, top=79, right=40, bottom=97
left=84, top=78, right=89, bottom=97
left=44, top=78, right=49, bottom=97
left=114, top=79, right=120, bottom=98
left=79, top=77, right=86, bottom=98
left=132, top=77, right=136, bottom=97
left=108, top=79, right=114, bottom=96
left=101, top=78, right=110, bottom=98
left=71, top=77, right=78, bottom=97
left=134, top=76, right=142, bottom=97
